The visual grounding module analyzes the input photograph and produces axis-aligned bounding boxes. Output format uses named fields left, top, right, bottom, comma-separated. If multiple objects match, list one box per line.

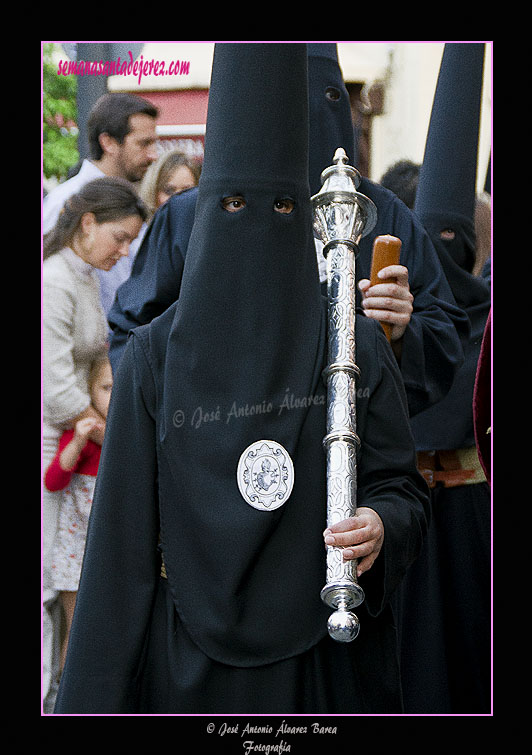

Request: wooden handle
left=369, top=235, right=402, bottom=342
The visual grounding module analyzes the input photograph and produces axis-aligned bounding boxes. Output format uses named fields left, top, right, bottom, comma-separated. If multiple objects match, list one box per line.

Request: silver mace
left=311, top=148, right=377, bottom=642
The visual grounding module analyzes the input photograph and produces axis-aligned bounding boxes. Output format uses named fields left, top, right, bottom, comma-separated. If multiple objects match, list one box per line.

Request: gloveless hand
left=358, top=264, right=413, bottom=341
left=323, top=507, right=385, bottom=577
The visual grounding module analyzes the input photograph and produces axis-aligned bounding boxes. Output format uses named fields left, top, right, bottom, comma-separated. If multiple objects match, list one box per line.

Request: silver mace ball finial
left=327, top=597, right=361, bottom=642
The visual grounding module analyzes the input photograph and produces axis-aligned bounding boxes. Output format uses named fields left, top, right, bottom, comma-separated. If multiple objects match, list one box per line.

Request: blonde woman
left=139, top=149, right=200, bottom=218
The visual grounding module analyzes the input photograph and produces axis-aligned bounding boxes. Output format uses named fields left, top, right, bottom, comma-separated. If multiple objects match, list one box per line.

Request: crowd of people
left=42, top=42, right=491, bottom=716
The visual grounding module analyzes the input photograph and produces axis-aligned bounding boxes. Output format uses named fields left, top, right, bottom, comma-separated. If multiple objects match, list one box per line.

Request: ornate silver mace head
left=311, top=148, right=377, bottom=254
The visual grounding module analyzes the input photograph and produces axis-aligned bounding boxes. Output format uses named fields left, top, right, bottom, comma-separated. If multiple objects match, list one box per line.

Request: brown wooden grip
left=369, top=235, right=402, bottom=342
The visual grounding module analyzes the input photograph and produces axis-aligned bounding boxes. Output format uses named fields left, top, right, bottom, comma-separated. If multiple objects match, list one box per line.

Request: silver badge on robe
left=237, top=440, right=295, bottom=511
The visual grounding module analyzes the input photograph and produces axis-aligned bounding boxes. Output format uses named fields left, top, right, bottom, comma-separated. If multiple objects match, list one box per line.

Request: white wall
left=338, top=41, right=492, bottom=190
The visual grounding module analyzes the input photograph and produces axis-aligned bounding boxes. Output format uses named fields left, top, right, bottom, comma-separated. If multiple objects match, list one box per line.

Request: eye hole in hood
left=221, top=196, right=296, bottom=215
left=273, top=198, right=295, bottom=214
left=325, top=86, right=341, bottom=102
left=221, top=196, right=246, bottom=213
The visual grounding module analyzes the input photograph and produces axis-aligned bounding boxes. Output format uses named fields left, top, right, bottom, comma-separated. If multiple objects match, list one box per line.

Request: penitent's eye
left=222, top=196, right=246, bottom=212
left=273, top=198, right=295, bottom=214
left=325, top=86, right=341, bottom=101
left=440, top=229, right=456, bottom=241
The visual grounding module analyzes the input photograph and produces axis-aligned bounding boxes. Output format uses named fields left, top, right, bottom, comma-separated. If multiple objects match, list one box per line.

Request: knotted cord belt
left=417, top=446, right=487, bottom=489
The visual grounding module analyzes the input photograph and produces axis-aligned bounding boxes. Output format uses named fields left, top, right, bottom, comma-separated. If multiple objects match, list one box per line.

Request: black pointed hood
left=307, top=43, right=357, bottom=196
left=201, top=43, right=310, bottom=191
left=306, top=43, right=395, bottom=273
left=414, top=43, right=485, bottom=281
left=409, top=43, right=491, bottom=451
left=172, top=43, right=320, bottom=379
left=158, top=43, right=330, bottom=666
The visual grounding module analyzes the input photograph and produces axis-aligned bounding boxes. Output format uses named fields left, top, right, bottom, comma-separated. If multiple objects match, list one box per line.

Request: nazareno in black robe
left=395, top=43, right=492, bottom=714
left=307, top=44, right=470, bottom=418
left=55, top=43, right=429, bottom=715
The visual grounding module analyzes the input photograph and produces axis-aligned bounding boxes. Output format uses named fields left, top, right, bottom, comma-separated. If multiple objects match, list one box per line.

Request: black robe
left=55, top=302, right=429, bottom=714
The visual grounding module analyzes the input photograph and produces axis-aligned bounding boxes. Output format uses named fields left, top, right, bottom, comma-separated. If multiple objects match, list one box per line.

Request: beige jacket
left=42, top=248, right=108, bottom=430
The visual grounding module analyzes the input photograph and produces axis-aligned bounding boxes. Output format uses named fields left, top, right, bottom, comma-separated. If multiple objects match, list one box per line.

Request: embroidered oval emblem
left=237, top=440, right=295, bottom=511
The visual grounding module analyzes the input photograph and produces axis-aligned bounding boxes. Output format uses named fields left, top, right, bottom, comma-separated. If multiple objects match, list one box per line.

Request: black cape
left=55, top=306, right=429, bottom=714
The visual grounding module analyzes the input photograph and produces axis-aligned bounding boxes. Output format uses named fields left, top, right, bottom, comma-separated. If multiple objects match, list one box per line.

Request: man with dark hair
left=43, top=92, right=159, bottom=315
left=86, top=93, right=159, bottom=180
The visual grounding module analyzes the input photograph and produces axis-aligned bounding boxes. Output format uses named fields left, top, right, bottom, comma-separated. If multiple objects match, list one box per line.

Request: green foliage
left=43, top=43, right=79, bottom=180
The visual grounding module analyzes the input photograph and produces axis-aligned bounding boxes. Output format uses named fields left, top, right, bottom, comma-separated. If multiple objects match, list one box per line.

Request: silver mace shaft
left=311, top=148, right=377, bottom=642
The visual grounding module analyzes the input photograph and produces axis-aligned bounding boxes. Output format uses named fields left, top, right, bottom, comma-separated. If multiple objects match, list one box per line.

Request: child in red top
left=45, top=421, right=102, bottom=492
left=45, top=356, right=113, bottom=674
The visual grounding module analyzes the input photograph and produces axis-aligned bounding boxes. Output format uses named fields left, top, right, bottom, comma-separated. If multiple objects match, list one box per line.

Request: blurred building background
left=42, top=41, right=492, bottom=193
